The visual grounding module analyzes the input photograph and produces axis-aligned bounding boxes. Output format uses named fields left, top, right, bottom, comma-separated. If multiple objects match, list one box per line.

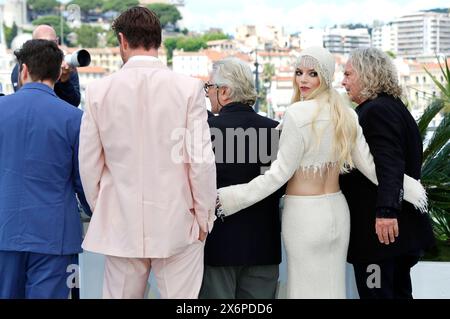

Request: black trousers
left=352, top=255, right=420, bottom=299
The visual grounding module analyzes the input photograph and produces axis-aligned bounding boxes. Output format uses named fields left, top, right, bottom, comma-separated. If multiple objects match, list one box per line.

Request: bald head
left=32, top=25, right=58, bottom=43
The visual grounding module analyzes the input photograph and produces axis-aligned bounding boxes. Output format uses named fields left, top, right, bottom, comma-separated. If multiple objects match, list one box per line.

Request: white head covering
left=296, top=46, right=335, bottom=87
left=11, top=33, right=33, bottom=52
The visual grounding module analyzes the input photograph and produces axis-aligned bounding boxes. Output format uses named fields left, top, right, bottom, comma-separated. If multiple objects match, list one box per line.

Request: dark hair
left=112, top=6, right=162, bottom=50
left=14, top=39, right=63, bottom=83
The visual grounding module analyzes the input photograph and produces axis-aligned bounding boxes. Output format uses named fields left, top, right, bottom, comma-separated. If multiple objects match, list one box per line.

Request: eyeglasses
left=203, top=83, right=218, bottom=94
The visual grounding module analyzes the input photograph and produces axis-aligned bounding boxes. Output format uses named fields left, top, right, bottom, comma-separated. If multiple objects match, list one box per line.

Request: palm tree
left=259, top=63, right=276, bottom=115
left=420, top=57, right=450, bottom=244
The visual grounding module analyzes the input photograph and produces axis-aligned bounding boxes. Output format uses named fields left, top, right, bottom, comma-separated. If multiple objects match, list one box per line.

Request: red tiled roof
left=174, top=49, right=253, bottom=63
left=406, top=58, right=450, bottom=71
left=63, top=47, right=166, bottom=55
left=77, top=66, right=107, bottom=74
left=273, top=76, right=293, bottom=81
left=63, top=47, right=120, bottom=54
left=258, top=51, right=290, bottom=57
left=278, top=66, right=295, bottom=72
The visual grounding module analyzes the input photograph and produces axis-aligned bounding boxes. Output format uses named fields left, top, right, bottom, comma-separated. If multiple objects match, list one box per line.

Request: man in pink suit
left=79, top=7, right=217, bottom=299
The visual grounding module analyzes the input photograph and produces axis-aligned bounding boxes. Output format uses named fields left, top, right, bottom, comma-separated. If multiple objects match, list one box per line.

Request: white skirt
left=281, top=191, right=350, bottom=299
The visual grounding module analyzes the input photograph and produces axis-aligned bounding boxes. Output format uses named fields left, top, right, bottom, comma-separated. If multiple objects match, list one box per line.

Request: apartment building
left=235, top=25, right=290, bottom=50
left=399, top=58, right=450, bottom=117
left=372, top=23, right=397, bottom=53
left=394, top=11, right=450, bottom=57
left=323, top=28, right=370, bottom=54
left=64, top=47, right=167, bottom=74
left=172, top=49, right=252, bottom=80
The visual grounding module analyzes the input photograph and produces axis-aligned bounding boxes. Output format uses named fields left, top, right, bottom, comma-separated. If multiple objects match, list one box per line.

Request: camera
left=64, top=49, right=91, bottom=68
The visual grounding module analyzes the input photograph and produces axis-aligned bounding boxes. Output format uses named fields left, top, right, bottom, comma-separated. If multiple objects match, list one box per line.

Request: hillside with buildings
left=0, top=1, right=448, bottom=121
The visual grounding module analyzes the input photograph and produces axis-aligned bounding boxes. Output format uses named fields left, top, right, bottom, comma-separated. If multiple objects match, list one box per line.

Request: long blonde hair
left=291, top=56, right=357, bottom=172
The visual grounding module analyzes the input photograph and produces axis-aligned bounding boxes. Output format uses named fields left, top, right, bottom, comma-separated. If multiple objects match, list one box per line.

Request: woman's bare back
left=286, top=164, right=341, bottom=196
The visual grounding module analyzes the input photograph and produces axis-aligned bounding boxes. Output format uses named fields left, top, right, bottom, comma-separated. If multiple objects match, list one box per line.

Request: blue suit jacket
left=0, top=83, right=90, bottom=255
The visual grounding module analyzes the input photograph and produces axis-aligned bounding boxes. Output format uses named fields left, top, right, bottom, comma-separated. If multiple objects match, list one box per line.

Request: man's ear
left=221, top=86, right=230, bottom=98
left=57, top=67, right=62, bottom=82
left=20, top=63, right=28, bottom=82
left=118, top=33, right=128, bottom=50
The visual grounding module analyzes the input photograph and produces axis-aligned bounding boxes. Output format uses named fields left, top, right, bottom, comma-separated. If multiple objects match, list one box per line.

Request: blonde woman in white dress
left=216, top=47, right=427, bottom=299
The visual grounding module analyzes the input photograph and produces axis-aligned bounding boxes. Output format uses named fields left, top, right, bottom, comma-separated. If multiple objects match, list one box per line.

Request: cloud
left=182, top=0, right=450, bottom=34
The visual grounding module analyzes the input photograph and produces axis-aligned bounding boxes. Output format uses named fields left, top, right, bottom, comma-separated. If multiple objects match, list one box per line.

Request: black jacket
left=340, top=93, right=435, bottom=263
left=11, top=63, right=81, bottom=107
left=205, top=103, right=284, bottom=266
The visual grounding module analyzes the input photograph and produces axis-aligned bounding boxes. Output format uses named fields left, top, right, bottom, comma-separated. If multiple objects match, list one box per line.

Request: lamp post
left=60, top=4, right=65, bottom=46
left=254, top=49, right=260, bottom=113
left=264, top=81, right=272, bottom=118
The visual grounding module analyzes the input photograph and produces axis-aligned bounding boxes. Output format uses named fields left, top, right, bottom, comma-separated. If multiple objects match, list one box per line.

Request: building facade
left=323, top=28, right=370, bottom=54
left=372, top=23, right=398, bottom=53
left=2, top=0, right=27, bottom=28
left=235, top=25, right=289, bottom=50
left=394, top=11, right=450, bottom=57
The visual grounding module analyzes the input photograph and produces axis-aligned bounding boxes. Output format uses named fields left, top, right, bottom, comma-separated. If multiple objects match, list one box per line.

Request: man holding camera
left=11, top=25, right=81, bottom=107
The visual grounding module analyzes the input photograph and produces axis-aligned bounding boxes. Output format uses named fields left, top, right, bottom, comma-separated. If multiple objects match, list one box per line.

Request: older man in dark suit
left=199, top=58, right=284, bottom=299
left=340, top=48, right=435, bottom=299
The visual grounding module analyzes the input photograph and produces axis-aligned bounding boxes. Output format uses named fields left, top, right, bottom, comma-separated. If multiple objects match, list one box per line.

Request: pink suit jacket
left=79, top=58, right=217, bottom=258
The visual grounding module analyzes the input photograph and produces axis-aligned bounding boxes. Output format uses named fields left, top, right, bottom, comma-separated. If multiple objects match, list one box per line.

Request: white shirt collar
left=128, top=55, right=159, bottom=62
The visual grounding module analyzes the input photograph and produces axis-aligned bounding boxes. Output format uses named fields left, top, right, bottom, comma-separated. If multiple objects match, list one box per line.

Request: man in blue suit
left=0, top=39, right=90, bottom=299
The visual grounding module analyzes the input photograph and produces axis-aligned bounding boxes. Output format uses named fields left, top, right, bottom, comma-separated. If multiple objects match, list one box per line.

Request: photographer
left=11, top=25, right=81, bottom=107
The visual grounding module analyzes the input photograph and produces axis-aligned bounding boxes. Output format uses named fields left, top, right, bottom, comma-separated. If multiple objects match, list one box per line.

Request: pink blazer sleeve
left=186, top=81, right=217, bottom=233
left=79, top=86, right=105, bottom=212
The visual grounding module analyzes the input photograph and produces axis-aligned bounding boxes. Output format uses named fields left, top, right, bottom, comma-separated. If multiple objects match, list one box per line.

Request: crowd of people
left=0, top=6, right=435, bottom=299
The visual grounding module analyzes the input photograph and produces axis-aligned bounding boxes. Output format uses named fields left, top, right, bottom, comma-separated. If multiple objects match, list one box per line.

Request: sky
left=181, top=0, right=450, bottom=34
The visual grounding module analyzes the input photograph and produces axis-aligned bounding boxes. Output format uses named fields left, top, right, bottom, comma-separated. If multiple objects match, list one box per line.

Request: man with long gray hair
left=199, top=58, right=284, bottom=299
left=340, top=48, right=435, bottom=299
